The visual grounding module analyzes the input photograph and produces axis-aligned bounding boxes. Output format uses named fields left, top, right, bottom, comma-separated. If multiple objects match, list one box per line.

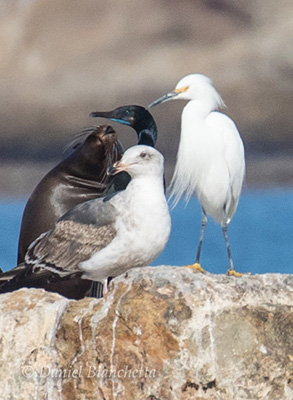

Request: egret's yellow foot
left=184, top=263, right=206, bottom=274
left=227, top=269, right=246, bottom=277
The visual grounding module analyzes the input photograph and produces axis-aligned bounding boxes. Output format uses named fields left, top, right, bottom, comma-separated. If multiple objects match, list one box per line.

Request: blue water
left=0, top=188, right=292, bottom=274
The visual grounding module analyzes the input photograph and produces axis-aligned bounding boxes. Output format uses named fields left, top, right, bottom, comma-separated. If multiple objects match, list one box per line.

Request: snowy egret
left=149, top=74, right=245, bottom=275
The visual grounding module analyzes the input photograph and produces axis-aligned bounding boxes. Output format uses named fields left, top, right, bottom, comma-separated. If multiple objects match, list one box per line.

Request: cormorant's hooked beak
left=90, top=111, right=131, bottom=126
left=148, top=85, right=189, bottom=108
left=107, top=160, right=129, bottom=176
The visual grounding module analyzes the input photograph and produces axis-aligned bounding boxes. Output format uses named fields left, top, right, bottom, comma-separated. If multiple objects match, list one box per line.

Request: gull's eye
left=140, top=152, right=147, bottom=158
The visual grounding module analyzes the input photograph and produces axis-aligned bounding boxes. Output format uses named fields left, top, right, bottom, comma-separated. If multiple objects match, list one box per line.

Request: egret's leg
left=222, top=222, right=242, bottom=277
left=195, top=210, right=207, bottom=264
left=184, top=209, right=207, bottom=273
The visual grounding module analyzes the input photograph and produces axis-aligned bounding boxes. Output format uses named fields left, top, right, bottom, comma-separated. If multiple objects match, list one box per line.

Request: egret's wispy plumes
left=149, top=74, right=245, bottom=274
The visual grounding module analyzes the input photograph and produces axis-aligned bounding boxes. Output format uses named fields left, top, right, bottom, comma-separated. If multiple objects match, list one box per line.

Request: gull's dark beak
left=107, top=161, right=129, bottom=176
left=148, top=91, right=179, bottom=108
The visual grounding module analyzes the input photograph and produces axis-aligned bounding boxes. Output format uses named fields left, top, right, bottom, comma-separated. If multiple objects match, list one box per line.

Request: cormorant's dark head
left=90, top=105, right=157, bottom=147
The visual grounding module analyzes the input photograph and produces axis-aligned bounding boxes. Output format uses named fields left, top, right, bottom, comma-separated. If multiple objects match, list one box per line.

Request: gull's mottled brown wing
left=26, top=219, right=116, bottom=274
left=0, top=196, right=119, bottom=296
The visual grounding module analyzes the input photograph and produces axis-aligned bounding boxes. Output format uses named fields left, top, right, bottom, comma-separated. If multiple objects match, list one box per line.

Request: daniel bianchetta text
left=21, top=365, right=157, bottom=379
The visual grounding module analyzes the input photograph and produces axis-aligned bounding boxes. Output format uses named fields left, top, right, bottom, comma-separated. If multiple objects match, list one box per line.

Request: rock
left=0, top=266, right=292, bottom=399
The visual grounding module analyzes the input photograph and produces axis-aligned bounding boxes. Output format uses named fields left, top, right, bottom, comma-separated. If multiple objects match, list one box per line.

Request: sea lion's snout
left=103, top=126, right=116, bottom=135
left=97, top=125, right=117, bottom=139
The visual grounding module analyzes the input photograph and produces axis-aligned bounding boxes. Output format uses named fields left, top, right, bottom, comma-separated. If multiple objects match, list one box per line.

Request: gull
left=1, top=106, right=159, bottom=299
left=16, top=145, right=170, bottom=296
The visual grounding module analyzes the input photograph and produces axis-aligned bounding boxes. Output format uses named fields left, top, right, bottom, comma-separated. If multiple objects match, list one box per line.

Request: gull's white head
left=110, top=145, right=164, bottom=178
left=149, top=73, right=225, bottom=111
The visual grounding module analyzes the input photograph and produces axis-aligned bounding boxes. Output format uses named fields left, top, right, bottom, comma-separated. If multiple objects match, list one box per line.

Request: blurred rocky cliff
left=0, top=0, right=293, bottom=195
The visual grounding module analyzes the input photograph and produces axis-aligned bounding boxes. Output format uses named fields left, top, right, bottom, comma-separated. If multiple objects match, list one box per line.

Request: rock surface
left=0, top=266, right=292, bottom=400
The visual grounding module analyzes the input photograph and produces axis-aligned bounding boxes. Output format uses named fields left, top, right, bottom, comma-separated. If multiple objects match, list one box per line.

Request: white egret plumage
left=149, top=74, right=245, bottom=275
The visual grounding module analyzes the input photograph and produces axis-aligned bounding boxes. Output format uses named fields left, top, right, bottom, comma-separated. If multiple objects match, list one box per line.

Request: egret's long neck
left=182, top=98, right=214, bottom=122
left=169, top=98, right=216, bottom=205
left=180, top=101, right=207, bottom=147
left=182, top=85, right=223, bottom=121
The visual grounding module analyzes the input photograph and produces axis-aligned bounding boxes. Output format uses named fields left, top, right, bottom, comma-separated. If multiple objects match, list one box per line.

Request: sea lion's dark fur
left=18, top=125, right=123, bottom=263
left=1, top=106, right=158, bottom=299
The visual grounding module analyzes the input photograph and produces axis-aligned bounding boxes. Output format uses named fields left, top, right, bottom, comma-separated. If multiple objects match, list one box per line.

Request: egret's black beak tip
left=148, top=92, right=177, bottom=109
left=147, top=101, right=157, bottom=109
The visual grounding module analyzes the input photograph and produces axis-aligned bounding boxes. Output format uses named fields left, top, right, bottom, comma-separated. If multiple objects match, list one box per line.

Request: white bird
left=19, top=145, right=171, bottom=296
left=149, top=74, right=245, bottom=275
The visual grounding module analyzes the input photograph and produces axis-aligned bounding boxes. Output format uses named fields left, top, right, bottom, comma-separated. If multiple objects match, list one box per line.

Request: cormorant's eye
left=125, top=110, right=130, bottom=116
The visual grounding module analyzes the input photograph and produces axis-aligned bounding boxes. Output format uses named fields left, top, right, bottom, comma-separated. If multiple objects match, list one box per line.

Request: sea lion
left=17, top=124, right=123, bottom=263
left=0, top=145, right=168, bottom=300
left=1, top=106, right=158, bottom=299
left=18, top=106, right=158, bottom=263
